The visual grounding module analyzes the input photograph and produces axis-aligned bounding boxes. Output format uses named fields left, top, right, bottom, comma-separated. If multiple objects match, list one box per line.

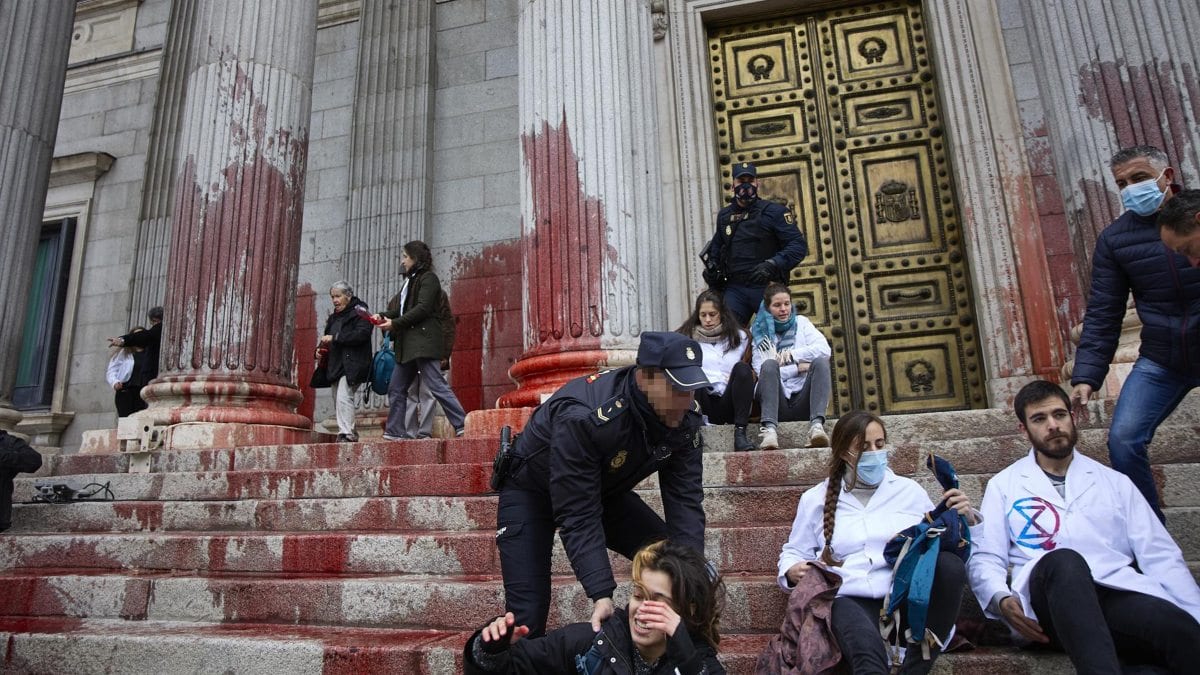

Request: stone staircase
left=4, top=398, right=1200, bottom=674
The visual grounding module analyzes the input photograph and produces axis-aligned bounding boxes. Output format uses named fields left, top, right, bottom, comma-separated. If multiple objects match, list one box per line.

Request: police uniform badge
left=725, top=224, right=732, bottom=235
left=685, top=346, right=696, bottom=361
left=784, top=210, right=796, bottom=225
left=610, top=450, right=627, bottom=471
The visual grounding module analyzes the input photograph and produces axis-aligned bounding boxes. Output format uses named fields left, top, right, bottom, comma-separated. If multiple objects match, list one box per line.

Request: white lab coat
left=697, top=330, right=748, bottom=397
left=777, top=469, right=933, bottom=598
left=751, top=315, right=831, bottom=398
left=968, top=450, right=1200, bottom=625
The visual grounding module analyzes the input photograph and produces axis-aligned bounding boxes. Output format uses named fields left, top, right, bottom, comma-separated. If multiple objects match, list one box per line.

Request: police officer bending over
left=492, top=331, right=711, bottom=638
left=702, top=162, right=807, bottom=325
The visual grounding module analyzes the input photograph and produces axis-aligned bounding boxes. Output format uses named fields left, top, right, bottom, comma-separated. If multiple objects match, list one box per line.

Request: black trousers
left=1027, top=548, right=1200, bottom=674
left=830, top=552, right=965, bottom=675
left=694, top=360, right=754, bottom=427
left=495, top=486, right=669, bottom=638
left=115, top=386, right=147, bottom=417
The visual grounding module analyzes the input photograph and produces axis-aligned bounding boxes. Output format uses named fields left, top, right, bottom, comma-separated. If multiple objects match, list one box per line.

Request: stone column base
left=465, top=407, right=535, bottom=438
left=498, top=348, right=636, bottom=409
left=141, top=376, right=312, bottom=428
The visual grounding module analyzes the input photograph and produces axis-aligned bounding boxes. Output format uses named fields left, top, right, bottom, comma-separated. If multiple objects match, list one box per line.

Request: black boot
left=733, top=426, right=756, bottom=452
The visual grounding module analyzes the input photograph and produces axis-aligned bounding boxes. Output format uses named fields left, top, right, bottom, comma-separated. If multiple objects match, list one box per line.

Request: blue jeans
left=1108, top=357, right=1200, bottom=522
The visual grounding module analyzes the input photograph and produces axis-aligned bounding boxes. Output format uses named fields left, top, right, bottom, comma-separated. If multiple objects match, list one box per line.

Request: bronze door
left=707, top=0, right=986, bottom=414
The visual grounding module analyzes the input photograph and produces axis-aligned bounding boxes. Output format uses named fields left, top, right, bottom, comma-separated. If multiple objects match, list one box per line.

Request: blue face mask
left=853, top=449, right=889, bottom=487
left=1120, top=169, right=1167, bottom=216
left=734, top=182, right=758, bottom=203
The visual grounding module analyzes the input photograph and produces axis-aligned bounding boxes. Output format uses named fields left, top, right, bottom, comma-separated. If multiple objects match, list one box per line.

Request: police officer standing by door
left=702, top=162, right=807, bottom=324
left=491, top=332, right=711, bottom=638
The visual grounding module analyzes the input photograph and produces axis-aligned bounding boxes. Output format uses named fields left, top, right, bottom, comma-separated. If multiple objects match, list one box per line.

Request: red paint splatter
left=113, top=502, right=164, bottom=532
left=448, top=240, right=524, bottom=412
left=520, top=114, right=607, bottom=357
left=280, top=535, right=351, bottom=574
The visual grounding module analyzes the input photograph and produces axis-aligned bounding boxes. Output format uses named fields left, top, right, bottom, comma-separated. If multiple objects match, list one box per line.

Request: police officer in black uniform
left=702, top=162, right=807, bottom=324
left=492, top=331, right=711, bottom=638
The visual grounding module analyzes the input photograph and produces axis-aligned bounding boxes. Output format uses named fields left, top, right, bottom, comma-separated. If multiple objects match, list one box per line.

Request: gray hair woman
left=320, top=281, right=374, bottom=442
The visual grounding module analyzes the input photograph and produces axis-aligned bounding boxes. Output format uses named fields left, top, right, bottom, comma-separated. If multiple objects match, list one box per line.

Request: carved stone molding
left=71, top=0, right=142, bottom=65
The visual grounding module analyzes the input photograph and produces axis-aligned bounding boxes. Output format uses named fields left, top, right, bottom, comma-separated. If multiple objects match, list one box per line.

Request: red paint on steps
left=112, top=502, right=164, bottom=532
left=281, top=534, right=352, bottom=574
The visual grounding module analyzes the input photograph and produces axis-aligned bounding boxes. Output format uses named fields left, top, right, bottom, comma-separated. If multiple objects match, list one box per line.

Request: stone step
left=0, top=570, right=795, bottom=633
left=0, top=615, right=1074, bottom=674
left=7, top=485, right=803, bottom=534
left=48, top=438, right=498, bottom=476
left=0, top=615, right=469, bottom=674
left=6, top=507, right=1199, bottom=578
left=24, top=438, right=1200, bottom=504
left=0, top=525, right=791, bottom=576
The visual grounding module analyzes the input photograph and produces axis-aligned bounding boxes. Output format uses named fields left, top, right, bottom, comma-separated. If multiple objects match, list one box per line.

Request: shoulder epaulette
left=591, top=394, right=629, bottom=426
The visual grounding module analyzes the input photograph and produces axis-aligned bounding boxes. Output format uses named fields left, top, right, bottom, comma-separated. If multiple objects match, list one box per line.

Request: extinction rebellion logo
left=1008, top=497, right=1061, bottom=551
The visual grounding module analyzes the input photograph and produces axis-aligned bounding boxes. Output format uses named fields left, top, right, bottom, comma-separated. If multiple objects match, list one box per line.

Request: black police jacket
left=506, top=366, right=706, bottom=601
left=462, top=607, right=725, bottom=674
left=707, top=198, right=807, bottom=283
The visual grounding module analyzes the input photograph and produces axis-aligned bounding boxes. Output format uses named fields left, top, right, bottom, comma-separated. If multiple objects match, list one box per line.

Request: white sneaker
left=808, top=422, right=829, bottom=448
left=758, top=425, right=779, bottom=450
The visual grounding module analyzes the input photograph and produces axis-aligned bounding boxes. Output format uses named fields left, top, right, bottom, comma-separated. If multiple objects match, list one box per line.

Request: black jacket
left=707, top=198, right=807, bottom=283
left=1072, top=208, right=1200, bottom=387
left=0, top=431, right=43, bottom=532
left=323, top=298, right=374, bottom=387
left=121, top=322, right=162, bottom=383
left=462, top=607, right=725, bottom=675
left=506, top=366, right=706, bottom=601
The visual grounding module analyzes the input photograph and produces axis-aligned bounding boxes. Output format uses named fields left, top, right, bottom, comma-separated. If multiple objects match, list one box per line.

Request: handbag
left=370, top=334, right=395, bottom=395
left=309, top=344, right=331, bottom=389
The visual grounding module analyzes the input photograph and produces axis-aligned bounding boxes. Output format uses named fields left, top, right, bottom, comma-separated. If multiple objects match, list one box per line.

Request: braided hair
left=818, top=411, right=885, bottom=566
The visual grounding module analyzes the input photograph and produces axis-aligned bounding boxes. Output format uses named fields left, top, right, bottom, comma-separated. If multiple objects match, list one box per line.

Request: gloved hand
left=702, top=265, right=724, bottom=288
left=749, top=259, right=778, bottom=284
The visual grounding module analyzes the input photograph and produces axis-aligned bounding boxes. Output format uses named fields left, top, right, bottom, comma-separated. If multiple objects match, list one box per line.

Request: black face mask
left=734, top=182, right=758, bottom=202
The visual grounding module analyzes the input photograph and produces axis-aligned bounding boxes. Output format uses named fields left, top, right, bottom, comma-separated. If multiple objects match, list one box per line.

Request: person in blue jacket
left=464, top=539, right=726, bottom=675
left=491, top=332, right=710, bottom=639
left=701, top=162, right=807, bottom=324
left=1069, top=145, right=1200, bottom=522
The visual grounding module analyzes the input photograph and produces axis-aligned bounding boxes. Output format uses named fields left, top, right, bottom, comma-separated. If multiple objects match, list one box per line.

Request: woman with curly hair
left=776, top=411, right=977, bottom=674
left=464, top=539, right=726, bottom=674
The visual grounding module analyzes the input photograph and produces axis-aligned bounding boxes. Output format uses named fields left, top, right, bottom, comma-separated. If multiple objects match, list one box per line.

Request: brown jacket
left=755, top=564, right=843, bottom=675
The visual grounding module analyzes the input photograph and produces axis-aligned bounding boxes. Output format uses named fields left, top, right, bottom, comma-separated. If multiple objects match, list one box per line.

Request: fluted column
left=346, top=0, right=434, bottom=311
left=140, top=0, right=318, bottom=428
left=1021, top=0, right=1200, bottom=271
left=0, top=0, right=76, bottom=431
left=500, top=0, right=664, bottom=407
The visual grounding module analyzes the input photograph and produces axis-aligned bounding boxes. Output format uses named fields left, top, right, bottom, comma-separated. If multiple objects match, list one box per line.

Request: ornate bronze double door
left=707, top=0, right=985, bottom=414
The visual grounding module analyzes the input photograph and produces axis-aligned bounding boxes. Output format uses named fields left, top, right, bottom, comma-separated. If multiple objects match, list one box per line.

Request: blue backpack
left=370, top=335, right=395, bottom=395
left=880, top=454, right=972, bottom=663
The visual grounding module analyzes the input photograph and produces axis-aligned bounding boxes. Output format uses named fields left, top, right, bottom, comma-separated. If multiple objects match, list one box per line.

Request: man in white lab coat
left=968, top=380, right=1200, bottom=674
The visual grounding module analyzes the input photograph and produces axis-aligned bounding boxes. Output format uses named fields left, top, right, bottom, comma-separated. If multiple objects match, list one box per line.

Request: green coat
left=383, top=269, right=445, bottom=364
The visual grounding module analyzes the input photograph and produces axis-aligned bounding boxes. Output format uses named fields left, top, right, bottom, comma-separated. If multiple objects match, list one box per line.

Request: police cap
left=636, top=332, right=711, bottom=391
left=733, top=162, right=757, bottom=178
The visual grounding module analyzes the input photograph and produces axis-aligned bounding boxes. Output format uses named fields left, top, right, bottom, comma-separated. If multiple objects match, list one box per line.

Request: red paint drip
left=519, top=114, right=607, bottom=356
left=448, top=240, right=524, bottom=411
left=281, top=535, right=352, bottom=574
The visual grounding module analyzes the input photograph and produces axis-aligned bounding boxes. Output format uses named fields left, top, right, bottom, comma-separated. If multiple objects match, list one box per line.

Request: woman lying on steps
left=463, top=539, right=727, bottom=674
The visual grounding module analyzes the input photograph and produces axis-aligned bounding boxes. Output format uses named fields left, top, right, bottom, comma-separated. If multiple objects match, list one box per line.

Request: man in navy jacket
left=1070, top=145, right=1200, bottom=522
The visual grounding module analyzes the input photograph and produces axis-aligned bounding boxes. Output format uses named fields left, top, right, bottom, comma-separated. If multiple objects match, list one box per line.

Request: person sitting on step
left=676, top=289, right=757, bottom=452
left=750, top=282, right=831, bottom=449
left=777, top=411, right=978, bottom=674
left=968, top=380, right=1200, bottom=674
left=464, top=539, right=726, bottom=674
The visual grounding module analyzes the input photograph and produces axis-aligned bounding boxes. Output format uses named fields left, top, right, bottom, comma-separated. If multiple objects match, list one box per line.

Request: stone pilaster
left=1019, top=0, right=1200, bottom=272
left=0, top=0, right=76, bottom=431
left=139, top=0, right=318, bottom=433
left=500, top=0, right=664, bottom=407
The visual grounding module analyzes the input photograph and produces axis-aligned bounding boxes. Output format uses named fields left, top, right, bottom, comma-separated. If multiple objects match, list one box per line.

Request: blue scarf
left=750, top=300, right=797, bottom=353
